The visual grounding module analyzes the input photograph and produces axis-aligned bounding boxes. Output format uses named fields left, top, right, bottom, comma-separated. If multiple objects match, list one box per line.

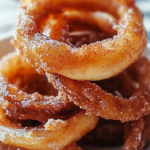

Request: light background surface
left=0, top=0, right=150, bottom=41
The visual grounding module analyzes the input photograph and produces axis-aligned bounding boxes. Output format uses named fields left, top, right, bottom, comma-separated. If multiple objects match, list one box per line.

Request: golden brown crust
left=0, top=106, right=98, bottom=150
left=1, top=0, right=149, bottom=149
left=121, top=118, right=145, bottom=150
left=0, top=142, right=82, bottom=150
left=49, top=57, right=150, bottom=122
left=0, top=52, right=99, bottom=150
left=0, top=52, right=79, bottom=123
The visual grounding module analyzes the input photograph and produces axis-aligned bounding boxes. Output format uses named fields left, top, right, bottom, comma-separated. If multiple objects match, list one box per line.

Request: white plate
left=0, top=37, right=150, bottom=150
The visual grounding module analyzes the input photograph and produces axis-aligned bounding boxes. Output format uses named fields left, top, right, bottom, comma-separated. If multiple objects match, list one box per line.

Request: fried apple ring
left=0, top=106, right=99, bottom=150
left=14, top=0, right=147, bottom=81
left=0, top=52, right=79, bottom=123
left=49, top=57, right=150, bottom=122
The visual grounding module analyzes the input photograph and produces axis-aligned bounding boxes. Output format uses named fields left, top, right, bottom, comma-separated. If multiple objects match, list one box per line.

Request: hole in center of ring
left=40, top=10, right=117, bottom=48
left=9, top=68, right=58, bottom=96
left=68, top=19, right=116, bottom=47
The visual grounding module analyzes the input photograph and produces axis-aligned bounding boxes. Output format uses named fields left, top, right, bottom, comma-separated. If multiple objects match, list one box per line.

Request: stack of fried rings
left=0, top=52, right=148, bottom=150
left=0, top=52, right=99, bottom=150
left=1, top=0, right=148, bottom=149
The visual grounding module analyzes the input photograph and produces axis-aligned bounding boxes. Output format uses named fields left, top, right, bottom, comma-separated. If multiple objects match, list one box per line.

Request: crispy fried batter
left=0, top=52, right=79, bottom=123
left=49, top=57, right=150, bottom=122
left=0, top=106, right=98, bottom=150
left=14, top=0, right=147, bottom=80
left=0, top=142, right=82, bottom=150
left=121, top=118, right=145, bottom=150
left=0, top=0, right=149, bottom=149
